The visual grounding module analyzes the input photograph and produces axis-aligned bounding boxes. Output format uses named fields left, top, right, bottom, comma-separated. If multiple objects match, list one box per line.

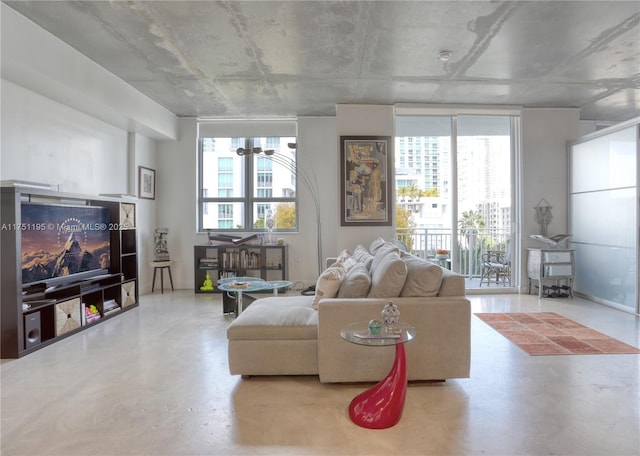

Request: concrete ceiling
left=4, top=1, right=640, bottom=122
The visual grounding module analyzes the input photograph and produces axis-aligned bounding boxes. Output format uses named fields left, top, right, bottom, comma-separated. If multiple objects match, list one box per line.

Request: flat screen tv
left=21, top=202, right=111, bottom=287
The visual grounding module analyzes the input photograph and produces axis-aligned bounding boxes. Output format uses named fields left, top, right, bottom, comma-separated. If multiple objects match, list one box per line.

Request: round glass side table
left=340, top=322, right=415, bottom=429
left=217, top=278, right=266, bottom=316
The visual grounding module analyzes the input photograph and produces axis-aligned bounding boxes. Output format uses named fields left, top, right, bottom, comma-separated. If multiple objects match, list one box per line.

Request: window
left=218, top=157, right=234, bottom=197
left=199, top=136, right=298, bottom=232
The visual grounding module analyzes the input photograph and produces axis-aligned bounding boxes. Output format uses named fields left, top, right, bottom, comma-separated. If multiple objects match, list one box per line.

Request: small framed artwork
left=138, top=166, right=156, bottom=200
left=120, top=202, right=136, bottom=228
left=340, top=136, right=392, bottom=226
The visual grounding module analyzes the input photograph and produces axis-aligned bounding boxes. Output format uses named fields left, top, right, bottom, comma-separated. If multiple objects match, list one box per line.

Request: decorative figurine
left=154, top=228, right=170, bottom=261
left=200, top=272, right=214, bottom=291
left=265, top=208, right=275, bottom=244
left=381, top=301, right=400, bottom=332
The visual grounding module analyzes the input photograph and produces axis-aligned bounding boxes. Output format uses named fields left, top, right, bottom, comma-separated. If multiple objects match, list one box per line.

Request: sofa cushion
left=369, top=241, right=400, bottom=275
left=227, top=296, right=317, bottom=340
left=352, top=244, right=374, bottom=271
left=368, top=251, right=408, bottom=298
left=438, top=267, right=466, bottom=297
left=400, top=254, right=444, bottom=297
left=337, top=262, right=371, bottom=298
left=312, top=265, right=345, bottom=309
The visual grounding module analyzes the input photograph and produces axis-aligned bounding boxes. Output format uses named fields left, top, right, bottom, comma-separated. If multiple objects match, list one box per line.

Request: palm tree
left=458, top=209, right=485, bottom=234
left=458, top=210, right=486, bottom=276
left=397, top=183, right=424, bottom=200
left=397, top=185, right=411, bottom=199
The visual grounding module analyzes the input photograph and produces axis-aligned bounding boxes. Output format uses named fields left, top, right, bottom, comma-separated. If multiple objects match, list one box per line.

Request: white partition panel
left=569, top=121, right=638, bottom=313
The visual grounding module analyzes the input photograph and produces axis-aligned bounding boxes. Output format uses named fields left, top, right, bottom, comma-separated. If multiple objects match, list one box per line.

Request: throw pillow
left=312, top=266, right=345, bottom=309
left=368, top=251, right=408, bottom=298
left=369, top=237, right=387, bottom=255
left=369, top=242, right=400, bottom=275
left=400, top=254, right=444, bottom=297
left=336, top=249, right=352, bottom=262
left=337, top=262, right=371, bottom=298
left=352, top=244, right=374, bottom=271
left=329, top=256, right=357, bottom=272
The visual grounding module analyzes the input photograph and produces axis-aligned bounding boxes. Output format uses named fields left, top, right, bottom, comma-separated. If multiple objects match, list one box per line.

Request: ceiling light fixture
left=438, top=50, right=453, bottom=62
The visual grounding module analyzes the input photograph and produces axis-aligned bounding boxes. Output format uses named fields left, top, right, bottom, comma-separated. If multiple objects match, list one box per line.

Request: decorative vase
left=381, top=301, right=400, bottom=332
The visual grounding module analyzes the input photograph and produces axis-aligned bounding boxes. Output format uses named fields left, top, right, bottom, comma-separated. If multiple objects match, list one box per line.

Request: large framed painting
left=340, top=136, right=392, bottom=226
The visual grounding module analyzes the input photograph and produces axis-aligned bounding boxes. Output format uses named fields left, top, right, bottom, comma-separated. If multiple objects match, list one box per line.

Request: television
left=20, top=202, right=111, bottom=287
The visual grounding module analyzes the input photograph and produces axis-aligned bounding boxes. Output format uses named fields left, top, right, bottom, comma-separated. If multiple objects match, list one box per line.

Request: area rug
left=475, top=312, right=640, bottom=356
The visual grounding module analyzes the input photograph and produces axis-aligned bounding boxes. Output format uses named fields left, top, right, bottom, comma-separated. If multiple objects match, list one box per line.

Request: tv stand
left=1, top=186, right=139, bottom=358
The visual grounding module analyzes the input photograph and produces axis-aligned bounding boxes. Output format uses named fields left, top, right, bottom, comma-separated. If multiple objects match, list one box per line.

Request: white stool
left=151, top=261, right=174, bottom=293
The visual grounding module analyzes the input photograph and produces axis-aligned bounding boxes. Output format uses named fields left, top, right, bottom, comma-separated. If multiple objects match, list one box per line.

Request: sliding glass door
left=569, top=122, right=638, bottom=313
left=395, top=113, right=517, bottom=290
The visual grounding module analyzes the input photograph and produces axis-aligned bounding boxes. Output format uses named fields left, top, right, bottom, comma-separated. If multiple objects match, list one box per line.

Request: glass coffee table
left=340, top=322, right=415, bottom=429
left=217, top=277, right=292, bottom=315
left=258, top=280, right=292, bottom=296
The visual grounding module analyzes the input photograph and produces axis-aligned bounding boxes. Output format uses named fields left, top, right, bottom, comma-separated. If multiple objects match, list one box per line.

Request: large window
left=395, top=112, right=518, bottom=289
left=199, top=136, right=298, bottom=232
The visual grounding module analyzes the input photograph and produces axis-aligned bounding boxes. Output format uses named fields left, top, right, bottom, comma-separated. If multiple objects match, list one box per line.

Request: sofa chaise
left=226, top=238, right=471, bottom=383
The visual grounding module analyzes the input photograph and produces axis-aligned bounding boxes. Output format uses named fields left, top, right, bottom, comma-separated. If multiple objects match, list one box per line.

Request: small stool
left=151, top=261, right=174, bottom=294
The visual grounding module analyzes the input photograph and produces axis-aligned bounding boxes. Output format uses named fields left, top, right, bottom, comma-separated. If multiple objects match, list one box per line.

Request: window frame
left=198, top=136, right=298, bottom=233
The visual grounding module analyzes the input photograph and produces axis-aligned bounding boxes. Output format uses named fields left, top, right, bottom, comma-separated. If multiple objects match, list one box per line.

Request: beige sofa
left=227, top=239, right=471, bottom=383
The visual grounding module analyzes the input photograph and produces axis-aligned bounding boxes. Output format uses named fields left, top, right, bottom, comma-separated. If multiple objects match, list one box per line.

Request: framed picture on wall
left=120, top=202, right=136, bottom=228
left=138, top=166, right=156, bottom=200
left=340, top=136, right=392, bottom=226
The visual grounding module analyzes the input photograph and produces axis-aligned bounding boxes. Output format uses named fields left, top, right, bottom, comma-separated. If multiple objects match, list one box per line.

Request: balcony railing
left=396, top=227, right=511, bottom=279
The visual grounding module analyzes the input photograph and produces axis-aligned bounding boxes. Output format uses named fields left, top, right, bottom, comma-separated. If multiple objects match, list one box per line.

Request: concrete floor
left=1, top=291, right=639, bottom=456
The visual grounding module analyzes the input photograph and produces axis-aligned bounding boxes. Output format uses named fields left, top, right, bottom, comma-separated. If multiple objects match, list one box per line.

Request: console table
left=340, top=322, right=415, bottom=429
left=527, top=248, right=575, bottom=298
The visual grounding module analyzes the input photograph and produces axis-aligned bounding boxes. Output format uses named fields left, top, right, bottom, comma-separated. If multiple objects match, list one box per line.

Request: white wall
left=132, top=133, right=158, bottom=293
left=156, top=118, right=199, bottom=291
left=335, top=104, right=396, bottom=251
left=291, top=116, right=338, bottom=281
left=1, top=80, right=128, bottom=195
left=520, top=108, right=581, bottom=291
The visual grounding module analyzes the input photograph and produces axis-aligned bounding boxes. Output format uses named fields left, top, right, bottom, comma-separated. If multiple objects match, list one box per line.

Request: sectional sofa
left=226, top=238, right=471, bottom=383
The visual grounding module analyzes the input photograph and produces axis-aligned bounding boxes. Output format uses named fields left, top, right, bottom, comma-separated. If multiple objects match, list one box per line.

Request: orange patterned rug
left=475, top=312, right=640, bottom=356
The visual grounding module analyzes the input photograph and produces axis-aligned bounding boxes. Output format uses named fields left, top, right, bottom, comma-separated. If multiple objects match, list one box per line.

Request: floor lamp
left=236, top=144, right=323, bottom=276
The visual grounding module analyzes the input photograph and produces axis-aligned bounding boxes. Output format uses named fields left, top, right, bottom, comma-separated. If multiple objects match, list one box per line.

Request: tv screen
left=21, top=203, right=111, bottom=286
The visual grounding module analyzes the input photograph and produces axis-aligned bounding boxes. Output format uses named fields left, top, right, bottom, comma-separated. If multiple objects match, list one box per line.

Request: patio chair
left=479, top=250, right=510, bottom=286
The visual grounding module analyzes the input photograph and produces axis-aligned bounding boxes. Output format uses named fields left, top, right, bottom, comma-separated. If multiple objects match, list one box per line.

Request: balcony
left=395, top=227, right=512, bottom=288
